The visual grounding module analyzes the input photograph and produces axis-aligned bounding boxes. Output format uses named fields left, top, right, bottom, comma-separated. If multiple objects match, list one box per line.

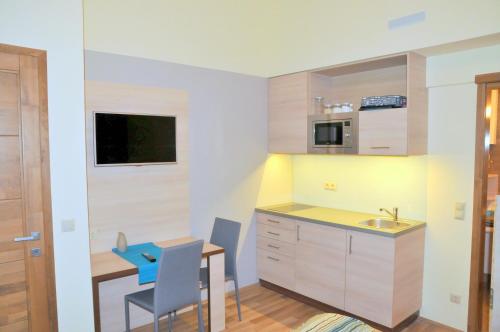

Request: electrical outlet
left=324, top=182, right=337, bottom=191
left=450, top=293, right=461, bottom=304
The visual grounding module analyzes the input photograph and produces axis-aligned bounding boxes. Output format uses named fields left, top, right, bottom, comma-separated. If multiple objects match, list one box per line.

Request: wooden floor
left=133, top=284, right=459, bottom=332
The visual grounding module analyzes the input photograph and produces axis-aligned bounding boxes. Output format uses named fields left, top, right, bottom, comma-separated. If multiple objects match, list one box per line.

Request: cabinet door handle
left=349, top=235, right=353, bottom=255
left=370, top=146, right=390, bottom=149
left=267, top=244, right=280, bottom=249
left=267, top=231, right=280, bottom=236
left=267, top=256, right=280, bottom=262
left=268, top=219, right=280, bottom=224
left=297, top=225, right=300, bottom=241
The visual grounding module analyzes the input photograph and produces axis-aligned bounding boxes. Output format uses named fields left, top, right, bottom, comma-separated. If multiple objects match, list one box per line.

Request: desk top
left=91, top=236, right=224, bottom=282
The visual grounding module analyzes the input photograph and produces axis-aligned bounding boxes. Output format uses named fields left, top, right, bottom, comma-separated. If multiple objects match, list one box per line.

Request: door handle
left=14, top=232, right=40, bottom=242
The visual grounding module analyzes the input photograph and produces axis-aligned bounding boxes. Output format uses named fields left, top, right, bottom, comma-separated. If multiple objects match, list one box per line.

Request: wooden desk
left=91, top=237, right=225, bottom=332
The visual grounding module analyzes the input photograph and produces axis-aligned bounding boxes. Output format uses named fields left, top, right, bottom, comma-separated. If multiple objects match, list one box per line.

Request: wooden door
left=358, top=108, right=408, bottom=155
left=295, top=221, right=346, bottom=309
left=345, top=230, right=394, bottom=327
left=491, top=196, right=500, bottom=331
left=0, top=47, right=56, bottom=331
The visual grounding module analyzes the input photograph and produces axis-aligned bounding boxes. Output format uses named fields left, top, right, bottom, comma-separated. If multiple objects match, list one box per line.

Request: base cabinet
left=256, top=212, right=425, bottom=328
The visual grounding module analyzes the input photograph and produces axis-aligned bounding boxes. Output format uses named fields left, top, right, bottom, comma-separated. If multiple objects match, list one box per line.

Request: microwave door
left=314, top=122, right=343, bottom=146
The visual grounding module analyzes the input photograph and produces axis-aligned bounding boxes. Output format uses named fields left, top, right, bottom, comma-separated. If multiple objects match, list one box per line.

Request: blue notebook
left=112, top=242, right=162, bottom=284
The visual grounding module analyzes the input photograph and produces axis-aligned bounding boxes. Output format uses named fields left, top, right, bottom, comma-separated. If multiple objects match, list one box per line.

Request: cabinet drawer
left=257, top=222, right=297, bottom=244
left=257, top=236, right=295, bottom=257
left=257, top=213, right=296, bottom=231
left=358, top=108, right=407, bottom=155
left=257, top=249, right=295, bottom=290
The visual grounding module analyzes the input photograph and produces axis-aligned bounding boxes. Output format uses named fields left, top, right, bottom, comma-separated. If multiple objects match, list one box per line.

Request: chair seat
left=199, top=267, right=233, bottom=289
left=126, top=288, right=155, bottom=313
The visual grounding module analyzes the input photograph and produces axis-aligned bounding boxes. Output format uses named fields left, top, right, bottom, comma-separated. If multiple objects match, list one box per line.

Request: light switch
left=61, top=219, right=75, bottom=232
left=454, top=202, right=466, bottom=220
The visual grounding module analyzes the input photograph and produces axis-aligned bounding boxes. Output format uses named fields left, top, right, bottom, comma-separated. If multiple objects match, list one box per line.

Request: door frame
left=0, top=43, right=58, bottom=331
left=468, top=72, right=500, bottom=331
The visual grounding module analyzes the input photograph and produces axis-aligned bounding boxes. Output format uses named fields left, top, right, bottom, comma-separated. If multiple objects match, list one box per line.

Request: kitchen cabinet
left=358, top=108, right=408, bottom=155
left=256, top=213, right=297, bottom=290
left=295, top=221, right=347, bottom=309
left=345, top=228, right=425, bottom=327
left=256, top=211, right=425, bottom=328
left=267, top=52, right=427, bottom=155
left=268, top=72, right=309, bottom=153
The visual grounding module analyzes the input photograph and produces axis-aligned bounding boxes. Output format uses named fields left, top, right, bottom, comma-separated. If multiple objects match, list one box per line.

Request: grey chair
left=125, top=240, right=205, bottom=332
left=200, top=218, right=242, bottom=321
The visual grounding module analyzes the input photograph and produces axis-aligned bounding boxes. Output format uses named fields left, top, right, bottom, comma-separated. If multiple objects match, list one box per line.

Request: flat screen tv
left=94, top=112, right=176, bottom=165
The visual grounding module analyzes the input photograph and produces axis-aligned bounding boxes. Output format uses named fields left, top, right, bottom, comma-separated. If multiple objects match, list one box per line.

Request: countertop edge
left=255, top=208, right=426, bottom=238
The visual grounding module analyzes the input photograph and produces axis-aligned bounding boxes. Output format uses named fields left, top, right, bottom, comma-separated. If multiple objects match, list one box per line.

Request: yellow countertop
left=255, top=203, right=426, bottom=237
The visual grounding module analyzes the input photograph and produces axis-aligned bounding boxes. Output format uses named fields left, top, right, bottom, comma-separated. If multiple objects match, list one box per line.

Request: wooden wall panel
left=85, top=81, right=190, bottom=253
left=85, top=81, right=190, bottom=331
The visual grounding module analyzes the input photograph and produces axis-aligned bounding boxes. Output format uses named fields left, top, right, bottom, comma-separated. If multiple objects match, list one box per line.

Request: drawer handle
left=267, top=244, right=280, bottom=249
left=268, top=219, right=280, bottom=224
left=267, top=231, right=280, bottom=236
left=267, top=256, right=280, bottom=262
left=370, top=146, right=390, bottom=149
left=349, top=235, right=353, bottom=255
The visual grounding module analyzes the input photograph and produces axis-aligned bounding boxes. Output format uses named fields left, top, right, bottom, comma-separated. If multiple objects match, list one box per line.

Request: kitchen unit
left=267, top=52, right=427, bottom=156
left=256, top=203, right=426, bottom=329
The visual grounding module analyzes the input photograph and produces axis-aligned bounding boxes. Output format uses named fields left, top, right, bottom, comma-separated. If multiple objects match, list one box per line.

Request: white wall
left=421, top=44, right=500, bottom=329
left=292, top=155, right=427, bottom=221
left=0, top=1, right=94, bottom=331
left=83, top=0, right=500, bottom=77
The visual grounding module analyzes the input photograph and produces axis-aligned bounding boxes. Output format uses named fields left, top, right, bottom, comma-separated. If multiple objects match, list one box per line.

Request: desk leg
left=207, top=253, right=225, bottom=332
left=92, top=278, right=101, bottom=332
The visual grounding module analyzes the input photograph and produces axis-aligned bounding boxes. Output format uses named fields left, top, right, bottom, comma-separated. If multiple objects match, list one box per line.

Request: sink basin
left=359, top=218, right=411, bottom=229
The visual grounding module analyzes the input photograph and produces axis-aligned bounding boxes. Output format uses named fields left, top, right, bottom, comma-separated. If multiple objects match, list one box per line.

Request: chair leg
left=124, top=297, right=131, bottom=332
left=234, top=278, right=242, bottom=321
left=197, top=299, right=205, bottom=332
left=167, top=312, right=173, bottom=332
left=154, top=314, right=160, bottom=332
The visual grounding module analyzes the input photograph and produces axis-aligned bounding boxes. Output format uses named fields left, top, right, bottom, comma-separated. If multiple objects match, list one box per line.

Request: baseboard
left=259, top=279, right=418, bottom=332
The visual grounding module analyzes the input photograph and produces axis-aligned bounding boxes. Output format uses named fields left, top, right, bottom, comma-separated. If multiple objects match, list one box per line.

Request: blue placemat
left=112, top=242, right=162, bottom=284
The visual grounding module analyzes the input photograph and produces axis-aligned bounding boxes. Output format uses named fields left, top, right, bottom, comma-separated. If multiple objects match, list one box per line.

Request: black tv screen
left=94, top=113, right=176, bottom=165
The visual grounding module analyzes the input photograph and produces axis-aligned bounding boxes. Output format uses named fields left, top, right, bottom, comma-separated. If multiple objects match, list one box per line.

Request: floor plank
left=132, top=284, right=459, bottom=332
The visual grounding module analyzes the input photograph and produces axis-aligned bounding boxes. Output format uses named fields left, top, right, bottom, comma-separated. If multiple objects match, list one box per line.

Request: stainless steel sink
left=359, top=218, right=411, bottom=229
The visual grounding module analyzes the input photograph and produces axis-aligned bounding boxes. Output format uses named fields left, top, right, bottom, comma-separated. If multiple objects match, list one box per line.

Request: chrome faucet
left=380, top=207, right=399, bottom=222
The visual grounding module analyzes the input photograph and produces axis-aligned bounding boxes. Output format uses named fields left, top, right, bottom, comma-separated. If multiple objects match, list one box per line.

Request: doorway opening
left=469, top=73, right=500, bottom=332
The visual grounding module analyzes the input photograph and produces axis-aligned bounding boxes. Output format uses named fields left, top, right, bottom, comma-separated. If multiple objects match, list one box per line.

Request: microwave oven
left=307, top=113, right=358, bottom=154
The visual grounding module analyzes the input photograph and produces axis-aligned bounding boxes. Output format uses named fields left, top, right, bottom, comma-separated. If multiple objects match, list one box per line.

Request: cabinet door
left=295, top=222, right=346, bottom=309
left=345, top=230, right=395, bottom=327
left=358, top=108, right=407, bottom=155
left=268, top=72, right=309, bottom=153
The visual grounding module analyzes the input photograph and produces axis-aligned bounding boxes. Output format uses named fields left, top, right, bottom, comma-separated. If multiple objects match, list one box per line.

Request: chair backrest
left=210, top=218, right=241, bottom=278
left=154, top=240, right=203, bottom=316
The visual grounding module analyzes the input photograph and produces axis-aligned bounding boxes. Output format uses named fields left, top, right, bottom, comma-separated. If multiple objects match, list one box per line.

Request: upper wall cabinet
left=268, top=72, right=310, bottom=153
left=267, top=52, right=428, bottom=155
